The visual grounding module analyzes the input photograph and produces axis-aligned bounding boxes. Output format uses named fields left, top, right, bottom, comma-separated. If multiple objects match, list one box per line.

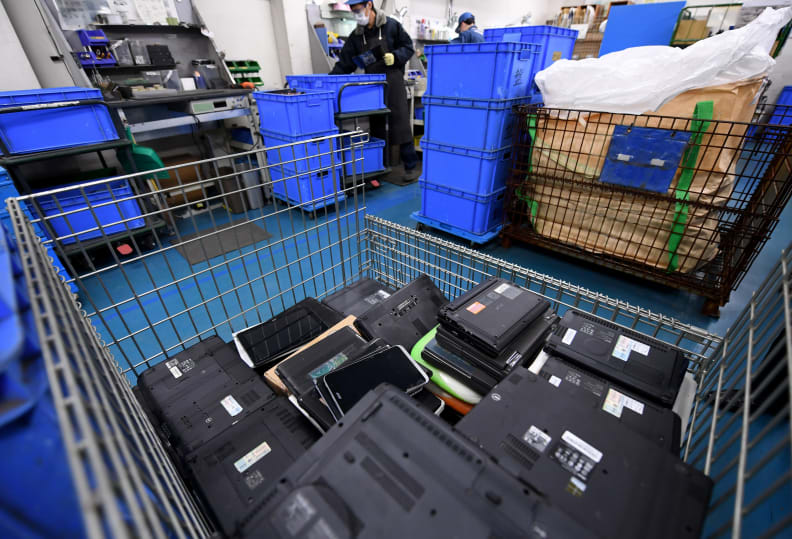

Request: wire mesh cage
left=503, top=101, right=792, bottom=315
left=5, top=140, right=791, bottom=537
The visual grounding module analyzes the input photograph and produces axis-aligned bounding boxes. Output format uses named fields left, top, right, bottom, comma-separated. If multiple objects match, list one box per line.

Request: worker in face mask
left=330, top=0, right=420, bottom=184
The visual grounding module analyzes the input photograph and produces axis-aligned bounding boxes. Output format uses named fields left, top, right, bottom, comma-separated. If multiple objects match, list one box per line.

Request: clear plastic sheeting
left=536, top=7, right=792, bottom=114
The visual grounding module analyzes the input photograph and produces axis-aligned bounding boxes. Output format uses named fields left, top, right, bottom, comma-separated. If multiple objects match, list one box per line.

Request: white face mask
left=354, top=9, right=369, bottom=26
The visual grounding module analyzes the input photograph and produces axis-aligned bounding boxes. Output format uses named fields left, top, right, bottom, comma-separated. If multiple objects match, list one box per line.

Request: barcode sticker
left=612, top=336, right=651, bottom=361
left=623, top=394, right=645, bottom=415
left=562, top=431, right=602, bottom=463
left=562, top=328, right=577, bottom=345
left=221, top=395, right=243, bottom=417
left=234, top=441, right=272, bottom=473
left=549, top=375, right=562, bottom=387
left=165, top=359, right=182, bottom=379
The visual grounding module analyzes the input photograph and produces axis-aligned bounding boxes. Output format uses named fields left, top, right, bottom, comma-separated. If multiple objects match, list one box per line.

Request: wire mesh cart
left=503, top=102, right=792, bottom=316
left=5, top=138, right=791, bottom=537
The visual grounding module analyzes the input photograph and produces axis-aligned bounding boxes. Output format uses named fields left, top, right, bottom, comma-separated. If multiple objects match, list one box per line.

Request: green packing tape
left=410, top=326, right=481, bottom=405
left=667, top=101, right=713, bottom=272
left=513, top=114, right=539, bottom=226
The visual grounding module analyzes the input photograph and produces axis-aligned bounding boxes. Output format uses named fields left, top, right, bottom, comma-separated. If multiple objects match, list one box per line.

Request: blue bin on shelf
left=253, top=89, right=336, bottom=136
left=340, top=136, right=386, bottom=176
left=0, top=87, right=118, bottom=155
left=424, top=42, right=541, bottom=99
left=260, top=128, right=340, bottom=172
left=419, top=180, right=506, bottom=235
left=286, top=74, right=386, bottom=113
left=484, top=26, right=578, bottom=78
left=269, top=163, right=345, bottom=212
left=421, top=140, right=512, bottom=194
left=422, top=94, right=531, bottom=150
left=34, top=180, right=145, bottom=245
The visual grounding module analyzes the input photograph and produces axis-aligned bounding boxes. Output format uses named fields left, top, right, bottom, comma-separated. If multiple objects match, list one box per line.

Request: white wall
left=0, top=1, right=38, bottom=90
left=395, top=0, right=567, bottom=31
left=193, top=0, right=283, bottom=88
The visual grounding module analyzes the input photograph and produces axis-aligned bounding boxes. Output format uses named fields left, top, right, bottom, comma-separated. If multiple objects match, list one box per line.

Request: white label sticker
left=569, top=476, right=588, bottom=493
left=623, top=394, right=645, bottom=415
left=549, top=375, right=562, bottom=387
left=524, top=425, right=552, bottom=453
left=234, top=441, right=272, bottom=473
left=494, top=283, right=511, bottom=294
left=612, top=335, right=651, bottom=361
left=562, top=431, right=602, bottom=463
left=562, top=328, right=577, bottom=345
left=221, top=395, right=243, bottom=417
left=165, top=359, right=182, bottom=379
left=602, top=388, right=625, bottom=418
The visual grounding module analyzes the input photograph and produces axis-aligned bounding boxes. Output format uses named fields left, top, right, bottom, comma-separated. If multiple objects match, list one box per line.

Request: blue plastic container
left=421, top=140, right=512, bottom=194
left=269, top=163, right=345, bottom=212
left=34, top=180, right=145, bottom=245
left=260, top=128, right=340, bottom=173
left=0, top=87, right=118, bottom=155
left=0, top=231, right=23, bottom=372
left=424, top=42, right=541, bottom=99
left=419, top=180, right=506, bottom=235
left=340, top=136, right=386, bottom=176
left=483, top=26, right=578, bottom=78
left=286, top=74, right=386, bottom=113
left=253, top=89, right=336, bottom=136
left=422, top=94, right=531, bottom=150
left=415, top=105, right=424, bottom=120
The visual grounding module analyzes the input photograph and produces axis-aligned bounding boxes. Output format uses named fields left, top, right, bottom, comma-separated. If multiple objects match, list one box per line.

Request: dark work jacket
left=330, top=13, right=415, bottom=75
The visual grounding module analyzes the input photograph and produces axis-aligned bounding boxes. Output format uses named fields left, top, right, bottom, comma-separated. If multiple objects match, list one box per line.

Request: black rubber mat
left=176, top=220, right=271, bottom=265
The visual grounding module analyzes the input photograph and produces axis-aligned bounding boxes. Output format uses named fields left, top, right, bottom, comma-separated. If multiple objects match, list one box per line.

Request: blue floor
left=369, top=181, right=792, bottom=338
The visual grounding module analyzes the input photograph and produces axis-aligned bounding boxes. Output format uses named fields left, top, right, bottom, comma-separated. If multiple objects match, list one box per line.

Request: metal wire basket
left=6, top=139, right=791, bottom=537
left=503, top=102, right=792, bottom=316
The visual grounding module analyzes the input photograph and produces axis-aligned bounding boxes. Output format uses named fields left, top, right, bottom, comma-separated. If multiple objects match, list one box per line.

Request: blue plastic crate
left=422, top=94, right=531, bottom=150
left=0, top=87, right=118, bottom=155
left=269, top=163, right=345, bottom=212
left=34, top=180, right=145, bottom=245
left=415, top=105, right=424, bottom=120
left=421, top=140, right=512, bottom=194
left=286, top=74, right=386, bottom=113
left=260, top=128, right=340, bottom=173
left=419, top=180, right=506, bottom=235
left=424, top=42, right=541, bottom=99
left=0, top=230, right=23, bottom=372
left=411, top=211, right=502, bottom=245
left=484, top=26, right=577, bottom=77
left=340, top=136, right=385, bottom=176
left=253, top=89, right=336, bottom=137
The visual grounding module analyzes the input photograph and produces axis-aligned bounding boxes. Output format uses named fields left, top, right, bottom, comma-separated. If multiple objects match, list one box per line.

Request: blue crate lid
left=423, top=41, right=541, bottom=55
left=0, top=87, right=103, bottom=108
left=422, top=94, right=532, bottom=110
left=286, top=74, right=386, bottom=84
left=484, top=25, right=579, bottom=38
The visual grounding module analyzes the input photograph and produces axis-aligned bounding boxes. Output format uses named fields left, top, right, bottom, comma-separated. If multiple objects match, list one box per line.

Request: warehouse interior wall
left=392, top=0, right=568, bottom=28
left=193, top=0, right=283, bottom=88
left=0, top=1, right=39, bottom=90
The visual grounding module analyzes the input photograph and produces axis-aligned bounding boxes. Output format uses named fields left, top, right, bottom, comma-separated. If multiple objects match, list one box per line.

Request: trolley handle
left=335, top=81, right=389, bottom=116
left=0, top=99, right=127, bottom=157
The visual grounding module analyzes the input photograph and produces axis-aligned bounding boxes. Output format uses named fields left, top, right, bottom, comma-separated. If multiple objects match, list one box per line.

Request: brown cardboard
left=263, top=315, right=359, bottom=394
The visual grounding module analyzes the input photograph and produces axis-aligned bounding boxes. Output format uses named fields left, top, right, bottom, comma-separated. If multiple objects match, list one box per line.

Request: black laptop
left=544, top=310, right=689, bottom=407
left=322, top=278, right=396, bottom=317
left=457, top=367, right=712, bottom=539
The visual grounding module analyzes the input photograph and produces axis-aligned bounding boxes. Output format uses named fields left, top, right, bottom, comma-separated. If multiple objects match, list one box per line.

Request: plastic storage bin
left=483, top=26, right=578, bottom=78
left=260, top=128, right=339, bottom=173
left=340, top=136, right=385, bottom=176
left=34, top=180, right=145, bottom=245
left=419, top=180, right=506, bottom=235
left=424, top=42, right=541, bottom=99
left=286, top=74, right=386, bottom=113
left=422, top=95, right=531, bottom=150
left=421, top=140, right=512, bottom=194
left=269, top=164, right=345, bottom=212
left=0, top=87, right=118, bottom=155
left=253, top=89, right=336, bottom=136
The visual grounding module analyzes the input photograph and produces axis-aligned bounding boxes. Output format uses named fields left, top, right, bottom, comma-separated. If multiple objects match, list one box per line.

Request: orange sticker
left=466, top=301, right=486, bottom=314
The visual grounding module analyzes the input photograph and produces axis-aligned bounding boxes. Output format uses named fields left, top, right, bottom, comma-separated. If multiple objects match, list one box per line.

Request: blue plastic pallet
left=418, top=180, right=506, bottom=236
left=422, top=94, right=531, bottom=150
left=411, top=211, right=502, bottom=245
left=286, top=74, right=386, bottom=113
left=424, top=42, right=541, bottom=99
left=260, top=128, right=340, bottom=173
left=0, top=87, right=118, bottom=155
left=483, top=26, right=578, bottom=77
left=253, top=89, right=336, bottom=137
left=269, top=164, right=346, bottom=212
left=420, top=140, right=512, bottom=194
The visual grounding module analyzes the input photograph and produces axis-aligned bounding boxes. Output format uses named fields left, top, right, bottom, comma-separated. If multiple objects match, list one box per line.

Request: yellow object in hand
left=384, top=53, right=395, bottom=66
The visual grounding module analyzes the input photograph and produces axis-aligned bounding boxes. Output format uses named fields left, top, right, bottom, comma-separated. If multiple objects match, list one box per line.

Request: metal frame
left=6, top=140, right=791, bottom=537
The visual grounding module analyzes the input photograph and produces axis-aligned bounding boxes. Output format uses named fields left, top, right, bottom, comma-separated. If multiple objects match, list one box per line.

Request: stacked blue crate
left=252, top=89, right=345, bottom=211
left=413, top=42, right=541, bottom=244
left=0, top=224, right=84, bottom=537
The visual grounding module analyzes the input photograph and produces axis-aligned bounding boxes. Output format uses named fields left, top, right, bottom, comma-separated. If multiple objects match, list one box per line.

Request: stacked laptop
left=132, top=274, right=714, bottom=538
left=417, top=277, right=559, bottom=394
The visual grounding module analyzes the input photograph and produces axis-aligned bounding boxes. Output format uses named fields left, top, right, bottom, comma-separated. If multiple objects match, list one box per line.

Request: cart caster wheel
left=701, top=300, right=721, bottom=318
left=415, top=223, right=425, bottom=232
